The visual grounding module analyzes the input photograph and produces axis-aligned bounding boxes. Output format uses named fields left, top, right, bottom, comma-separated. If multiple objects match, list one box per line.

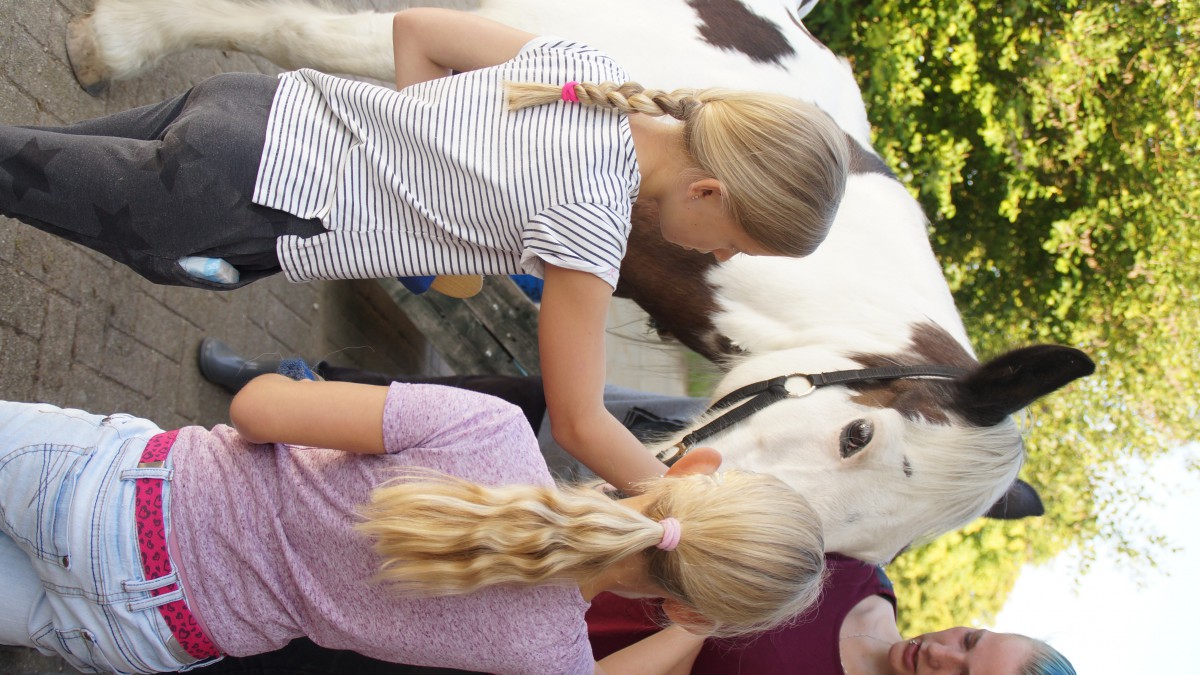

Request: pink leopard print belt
left=134, top=430, right=222, bottom=660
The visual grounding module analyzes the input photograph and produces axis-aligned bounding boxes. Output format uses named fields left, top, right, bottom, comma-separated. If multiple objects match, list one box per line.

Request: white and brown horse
left=65, top=0, right=1094, bottom=563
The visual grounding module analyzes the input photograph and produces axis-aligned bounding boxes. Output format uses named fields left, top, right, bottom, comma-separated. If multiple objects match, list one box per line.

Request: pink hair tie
left=561, top=81, right=580, bottom=103
left=656, top=517, right=682, bottom=551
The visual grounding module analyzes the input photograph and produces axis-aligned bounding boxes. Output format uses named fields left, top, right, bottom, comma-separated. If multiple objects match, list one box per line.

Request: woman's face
left=887, top=627, right=1033, bottom=675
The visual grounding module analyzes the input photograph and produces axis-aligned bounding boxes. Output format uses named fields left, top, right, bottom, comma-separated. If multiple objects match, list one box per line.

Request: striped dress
left=253, top=37, right=640, bottom=289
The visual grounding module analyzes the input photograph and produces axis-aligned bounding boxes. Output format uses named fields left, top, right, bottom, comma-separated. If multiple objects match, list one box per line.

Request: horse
left=62, top=0, right=1094, bottom=563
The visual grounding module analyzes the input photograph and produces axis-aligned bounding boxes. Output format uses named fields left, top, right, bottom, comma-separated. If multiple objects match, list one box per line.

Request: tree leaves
left=809, top=0, right=1199, bottom=633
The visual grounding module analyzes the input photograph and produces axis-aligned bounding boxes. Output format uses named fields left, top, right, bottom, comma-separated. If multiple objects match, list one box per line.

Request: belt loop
left=121, top=466, right=174, bottom=481
left=124, top=571, right=180, bottom=593
left=128, top=588, right=185, bottom=612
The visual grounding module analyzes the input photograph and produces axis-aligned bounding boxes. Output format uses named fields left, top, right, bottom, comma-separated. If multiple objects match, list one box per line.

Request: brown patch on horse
left=616, top=202, right=730, bottom=361
left=686, top=0, right=794, bottom=65
left=846, top=323, right=978, bottom=423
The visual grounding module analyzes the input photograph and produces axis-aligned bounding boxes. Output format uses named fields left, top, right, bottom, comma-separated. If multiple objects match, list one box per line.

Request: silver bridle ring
left=785, top=373, right=817, bottom=398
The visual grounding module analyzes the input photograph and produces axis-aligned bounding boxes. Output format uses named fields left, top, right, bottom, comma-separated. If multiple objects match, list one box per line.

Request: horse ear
left=950, top=345, right=1095, bottom=428
left=984, top=479, right=1044, bottom=519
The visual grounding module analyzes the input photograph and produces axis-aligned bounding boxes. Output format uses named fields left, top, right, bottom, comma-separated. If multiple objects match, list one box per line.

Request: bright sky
left=991, top=442, right=1200, bottom=673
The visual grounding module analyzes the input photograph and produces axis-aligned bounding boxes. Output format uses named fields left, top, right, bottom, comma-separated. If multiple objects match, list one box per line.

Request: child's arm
left=539, top=264, right=671, bottom=492
left=229, top=374, right=388, bottom=454
left=593, top=625, right=705, bottom=675
left=392, top=8, right=536, bottom=89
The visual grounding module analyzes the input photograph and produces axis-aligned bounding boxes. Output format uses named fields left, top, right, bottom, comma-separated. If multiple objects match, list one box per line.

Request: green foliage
left=808, top=0, right=1200, bottom=634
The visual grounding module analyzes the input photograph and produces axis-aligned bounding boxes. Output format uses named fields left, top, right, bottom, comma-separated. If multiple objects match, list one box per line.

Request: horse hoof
left=66, top=15, right=111, bottom=97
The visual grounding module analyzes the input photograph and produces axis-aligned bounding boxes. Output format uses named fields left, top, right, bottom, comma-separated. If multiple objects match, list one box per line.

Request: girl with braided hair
left=0, top=376, right=826, bottom=673
left=0, top=8, right=849, bottom=493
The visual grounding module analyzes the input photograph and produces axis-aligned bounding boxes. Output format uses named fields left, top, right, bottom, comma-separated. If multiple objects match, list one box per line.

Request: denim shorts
left=0, top=401, right=214, bottom=673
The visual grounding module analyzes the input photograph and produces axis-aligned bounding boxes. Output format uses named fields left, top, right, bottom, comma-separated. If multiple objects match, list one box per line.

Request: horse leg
left=68, top=0, right=398, bottom=95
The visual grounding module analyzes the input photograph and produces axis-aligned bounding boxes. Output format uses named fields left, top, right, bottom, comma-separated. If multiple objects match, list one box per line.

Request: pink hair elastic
left=561, top=81, right=580, bottom=103
left=656, top=517, right=682, bottom=551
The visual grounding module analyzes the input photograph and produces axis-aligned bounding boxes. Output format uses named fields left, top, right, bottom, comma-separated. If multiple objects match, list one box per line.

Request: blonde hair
left=507, top=81, right=850, bottom=257
left=357, top=470, right=825, bottom=638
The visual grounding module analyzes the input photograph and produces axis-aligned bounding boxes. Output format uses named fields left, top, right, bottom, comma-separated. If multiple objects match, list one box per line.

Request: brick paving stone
left=268, top=276, right=321, bottom=320
left=0, top=325, right=39, bottom=401
left=109, top=289, right=189, bottom=361
left=9, top=228, right=95, bottom=302
left=158, top=283, right=236, bottom=330
left=0, top=263, right=48, bottom=339
left=68, top=286, right=111, bottom=371
left=15, top=0, right=70, bottom=58
left=32, top=291, right=78, bottom=401
left=63, top=361, right=138, bottom=415
left=261, top=289, right=315, bottom=345
left=100, top=326, right=161, bottom=398
left=7, top=25, right=107, bottom=122
left=0, top=76, right=40, bottom=127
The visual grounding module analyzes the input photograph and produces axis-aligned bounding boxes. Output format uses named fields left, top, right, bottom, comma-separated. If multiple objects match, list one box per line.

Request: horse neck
left=616, top=204, right=730, bottom=361
left=709, top=174, right=974, bottom=358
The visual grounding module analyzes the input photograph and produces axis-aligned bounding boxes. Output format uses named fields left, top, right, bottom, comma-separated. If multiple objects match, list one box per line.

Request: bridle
left=655, top=364, right=968, bottom=466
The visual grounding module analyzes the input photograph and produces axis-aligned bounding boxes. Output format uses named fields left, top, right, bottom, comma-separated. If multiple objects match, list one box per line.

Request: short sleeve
left=515, top=37, right=627, bottom=78
left=381, top=383, right=528, bottom=453
left=521, top=202, right=630, bottom=289
left=380, top=383, right=555, bottom=488
left=516, top=35, right=561, bottom=58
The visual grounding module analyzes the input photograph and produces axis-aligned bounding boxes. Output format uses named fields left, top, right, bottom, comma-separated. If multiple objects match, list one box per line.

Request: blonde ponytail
left=357, top=472, right=667, bottom=595
left=356, top=470, right=825, bottom=638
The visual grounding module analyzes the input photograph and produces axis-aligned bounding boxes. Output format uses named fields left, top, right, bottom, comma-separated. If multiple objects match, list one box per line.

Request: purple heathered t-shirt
left=169, top=384, right=594, bottom=675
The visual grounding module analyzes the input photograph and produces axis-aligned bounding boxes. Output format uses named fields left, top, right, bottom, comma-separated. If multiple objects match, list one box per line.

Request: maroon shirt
left=585, top=554, right=896, bottom=674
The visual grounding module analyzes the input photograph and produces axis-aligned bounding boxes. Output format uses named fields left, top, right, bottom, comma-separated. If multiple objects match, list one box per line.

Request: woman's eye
left=839, top=419, right=874, bottom=458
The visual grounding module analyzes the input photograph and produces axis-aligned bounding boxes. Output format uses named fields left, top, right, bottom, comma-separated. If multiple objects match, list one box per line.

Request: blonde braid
left=505, top=80, right=702, bottom=120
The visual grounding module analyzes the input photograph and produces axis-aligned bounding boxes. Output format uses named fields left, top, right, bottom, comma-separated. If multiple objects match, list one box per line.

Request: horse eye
left=839, top=419, right=874, bottom=459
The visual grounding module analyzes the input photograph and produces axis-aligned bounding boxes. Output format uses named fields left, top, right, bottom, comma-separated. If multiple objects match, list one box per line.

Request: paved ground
left=0, top=1, right=687, bottom=671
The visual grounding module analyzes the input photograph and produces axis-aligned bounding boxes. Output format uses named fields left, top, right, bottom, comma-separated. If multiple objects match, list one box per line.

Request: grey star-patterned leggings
left=0, top=73, right=325, bottom=289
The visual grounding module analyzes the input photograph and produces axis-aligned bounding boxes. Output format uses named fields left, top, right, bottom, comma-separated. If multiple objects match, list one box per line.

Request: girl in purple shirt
left=0, top=376, right=825, bottom=674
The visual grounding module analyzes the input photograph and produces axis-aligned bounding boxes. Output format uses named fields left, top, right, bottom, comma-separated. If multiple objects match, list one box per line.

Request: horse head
left=651, top=334, right=1094, bottom=563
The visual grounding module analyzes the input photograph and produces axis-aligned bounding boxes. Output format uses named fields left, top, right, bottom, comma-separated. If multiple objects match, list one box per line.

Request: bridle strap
left=656, top=364, right=968, bottom=466
left=707, top=375, right=791, bottom=412
left=806, top=364, right=967, bottom=387
left=672, top=376, right=790, bottom=459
